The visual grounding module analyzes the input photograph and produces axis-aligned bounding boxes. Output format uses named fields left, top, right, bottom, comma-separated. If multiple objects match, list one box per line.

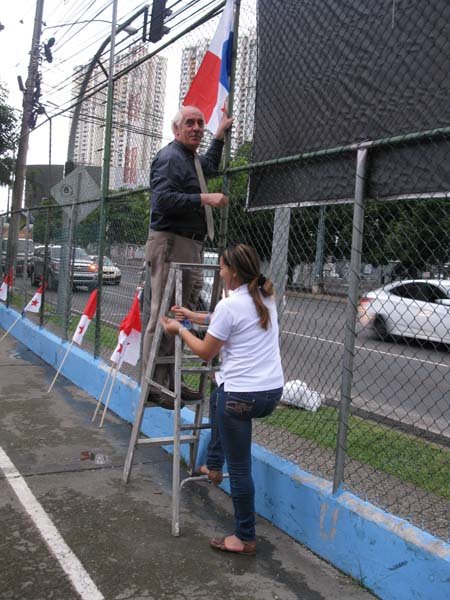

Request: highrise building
left=232, top=31, right=257, bottom=154
left=72, top=44, right=167, bottom=189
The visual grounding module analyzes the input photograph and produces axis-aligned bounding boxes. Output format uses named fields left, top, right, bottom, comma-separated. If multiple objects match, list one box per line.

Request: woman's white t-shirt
left=207, top=284, right=284, bottom=392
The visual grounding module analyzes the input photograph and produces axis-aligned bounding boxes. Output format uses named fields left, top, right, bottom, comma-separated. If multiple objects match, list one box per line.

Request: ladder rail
left=122, top=261, right=222, bottom=537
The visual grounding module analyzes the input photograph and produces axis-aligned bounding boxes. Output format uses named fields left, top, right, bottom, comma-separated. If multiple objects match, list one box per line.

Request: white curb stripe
left=0, top=446, right=104, bottom=600
left=282, top=330, right=450, bottom=369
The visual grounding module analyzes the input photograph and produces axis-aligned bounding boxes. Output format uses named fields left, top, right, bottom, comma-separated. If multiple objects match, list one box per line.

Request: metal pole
left=332, top=148, right=368, bottom=494
left=217, top=0, right=241, bottom=258
left=39, top=116, right=52, bottom=322
left=0, top=214, right=4, bottom=275
left=94, top=0, right=119, bottom=357
left=6, top=0, right=44, bottom=280
left=312, top=205, right=326, bottom=294
left=270, top=207, right=291, bottom=314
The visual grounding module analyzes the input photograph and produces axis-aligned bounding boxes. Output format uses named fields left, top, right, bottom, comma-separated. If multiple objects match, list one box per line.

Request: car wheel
left=373, top=314, right=390, bottom=341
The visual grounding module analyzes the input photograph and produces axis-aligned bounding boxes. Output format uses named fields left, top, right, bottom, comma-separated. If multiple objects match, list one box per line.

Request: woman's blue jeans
left=206, top=384, right=282, bottom=542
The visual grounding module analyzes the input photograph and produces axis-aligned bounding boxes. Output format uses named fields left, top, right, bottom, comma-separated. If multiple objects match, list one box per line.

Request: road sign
left=51, top=166, right=101, bottom=224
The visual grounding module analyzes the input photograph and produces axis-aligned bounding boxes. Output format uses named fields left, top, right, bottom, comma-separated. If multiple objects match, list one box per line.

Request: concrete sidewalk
left=0, top=335, right=374, bottom=600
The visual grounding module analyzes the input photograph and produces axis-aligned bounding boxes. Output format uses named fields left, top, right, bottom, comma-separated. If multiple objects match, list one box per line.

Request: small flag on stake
left=110, top=292, right=142, bottom=367
left=0, top=269, right=14, bottom=302
left=24, top=285, right=44, bottom=313
left=72, top=289, right=98, bottom=345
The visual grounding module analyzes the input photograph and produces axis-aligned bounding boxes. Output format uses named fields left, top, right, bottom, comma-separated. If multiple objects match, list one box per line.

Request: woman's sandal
left=209, top=536, right=256, bottom=556
left=198, top=465, right=223, bottom=485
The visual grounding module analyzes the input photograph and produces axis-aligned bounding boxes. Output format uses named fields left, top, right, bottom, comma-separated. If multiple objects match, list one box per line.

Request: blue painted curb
left=1, top=304, right=449, bottom=600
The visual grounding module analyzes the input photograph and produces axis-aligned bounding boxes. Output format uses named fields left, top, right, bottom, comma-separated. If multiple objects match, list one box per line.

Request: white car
left=198, top=251, right=220, bottom=310
left=358, top=279, right=450, bottom=344
left=92, top=256, right=121, bottom=285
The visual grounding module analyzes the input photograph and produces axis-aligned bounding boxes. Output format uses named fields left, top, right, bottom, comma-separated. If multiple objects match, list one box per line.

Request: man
left=142, top=105, right=232, bottom=408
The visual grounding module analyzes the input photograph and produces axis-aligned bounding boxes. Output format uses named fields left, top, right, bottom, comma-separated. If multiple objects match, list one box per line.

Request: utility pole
left=6, top=0, right=44, bottom=277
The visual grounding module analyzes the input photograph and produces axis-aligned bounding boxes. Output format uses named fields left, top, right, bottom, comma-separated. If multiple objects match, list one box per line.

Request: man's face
left=174, top=108, right=205, bottom=151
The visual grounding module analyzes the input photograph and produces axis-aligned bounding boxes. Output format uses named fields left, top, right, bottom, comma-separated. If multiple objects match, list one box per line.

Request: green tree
left=32, top=198, right=63, bottom=244
left=75, top=190, right=150, bottom=252
left=209, top=151, right=274, bottom=259
left=0, top=84, right=18, bottom=187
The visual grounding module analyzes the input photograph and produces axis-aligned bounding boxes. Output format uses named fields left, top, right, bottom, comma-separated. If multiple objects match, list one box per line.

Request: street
left=13, top=265, right=450, bottom=438
left=281, top=295, right=450, bottom=438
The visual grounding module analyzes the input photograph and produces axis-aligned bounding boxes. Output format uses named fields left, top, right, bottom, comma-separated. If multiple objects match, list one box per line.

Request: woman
left=160, top=243, right=284, bottom=556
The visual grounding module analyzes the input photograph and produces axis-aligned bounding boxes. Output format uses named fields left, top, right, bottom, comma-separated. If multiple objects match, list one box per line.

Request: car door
left=414, top=283, right=450, bottom=343
left=388, top=282, right=427, bottom=337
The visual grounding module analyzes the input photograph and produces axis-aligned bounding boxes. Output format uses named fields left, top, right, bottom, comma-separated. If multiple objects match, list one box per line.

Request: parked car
left=1, top=238, right=34, bottom=274
left=358, top=279, right=450, bottom=344
left=91, top=255, right=121, bottom=285
left=31, top=245, right=98, bottom=291
left=198, top=251, right=220, bottom=310
left=139, top=251, right=220, bottom=311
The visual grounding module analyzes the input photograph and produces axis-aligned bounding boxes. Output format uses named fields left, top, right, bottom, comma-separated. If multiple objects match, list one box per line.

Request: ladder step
left=137, top=435, right=197, bottom=446
left=181, top=366, right=218, bottom=373
left=180, top=423, right=211, bottom=431
left=155, top=356, right=175, bottom=364
left=144, top=379, right=176, bottom=398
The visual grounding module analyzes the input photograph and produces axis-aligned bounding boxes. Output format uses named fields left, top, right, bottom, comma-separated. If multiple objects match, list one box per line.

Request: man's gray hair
left=171, top=105, right=205, bottom=134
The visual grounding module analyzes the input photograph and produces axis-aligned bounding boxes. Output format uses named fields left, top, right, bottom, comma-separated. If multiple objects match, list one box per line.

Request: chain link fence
left=1, top=0, right=449, bottom=543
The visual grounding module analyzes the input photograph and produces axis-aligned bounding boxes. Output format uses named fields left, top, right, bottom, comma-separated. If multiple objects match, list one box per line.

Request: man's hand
left=201, top=193, right=228, bottom=208
left=170, top=305, right=195, bottom=322
left=214, top=109, right=233, bottom=140
left=160, top=316, right=182, bottom=336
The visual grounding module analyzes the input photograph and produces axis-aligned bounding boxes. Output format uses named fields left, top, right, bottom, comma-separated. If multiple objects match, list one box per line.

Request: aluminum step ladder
left=123, top=261, right=221, bottom=536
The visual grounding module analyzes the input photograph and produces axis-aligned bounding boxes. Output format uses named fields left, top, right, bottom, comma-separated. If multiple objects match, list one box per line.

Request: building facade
left=72, top=44, right=167, bottom=189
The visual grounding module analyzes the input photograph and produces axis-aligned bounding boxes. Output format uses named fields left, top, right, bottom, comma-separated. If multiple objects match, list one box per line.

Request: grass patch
left=3, top=293, right=117, bottom=351
left=264, top=406, right=450, bottom=499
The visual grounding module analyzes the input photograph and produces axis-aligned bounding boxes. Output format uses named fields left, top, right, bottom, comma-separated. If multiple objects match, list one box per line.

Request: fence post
left=271, top=207, right=291, bottom=314
left=217, top=0, right=241, bottom=257
left=312, top=205, right=326, bottom=293
left=94, top=0, right=119, bottom=358
left=332, top=147, right=368, bottom=494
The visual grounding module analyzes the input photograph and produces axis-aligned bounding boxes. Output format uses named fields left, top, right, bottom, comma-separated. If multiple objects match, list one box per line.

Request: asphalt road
left=14, top=266, right=450, bottom=438
left=281, top=294, right=450, bottom=438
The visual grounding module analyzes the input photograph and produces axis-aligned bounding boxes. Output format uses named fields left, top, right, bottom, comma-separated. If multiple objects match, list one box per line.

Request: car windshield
left=50, top=247, right=91, bottom=261
left=103, top=257, right=113, bottom=266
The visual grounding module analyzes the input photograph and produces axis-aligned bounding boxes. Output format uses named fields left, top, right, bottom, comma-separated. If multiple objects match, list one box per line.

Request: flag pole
left=91, top=362, right=115, bottom=422
left=99, top=363, right=120, bottom=427
left=0, top=315, right=22, bottom=342
left=47, top=340, right=74, bottom=393
left=217, top=0, right=241, bottom=259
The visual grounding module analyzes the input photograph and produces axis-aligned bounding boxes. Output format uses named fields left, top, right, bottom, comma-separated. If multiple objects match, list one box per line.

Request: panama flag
left=0, top=269, right=14, bottom=302
left=72, top=289, right=98, bottom=346
left=183, top=0, right=234, bottom=132
left=110, top=292, right=142, bottom=367
left=24, top=285, right=44, bottom=313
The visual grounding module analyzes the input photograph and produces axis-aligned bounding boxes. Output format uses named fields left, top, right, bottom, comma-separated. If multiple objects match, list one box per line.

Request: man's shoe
left=145, top=390, right=184, bottom=410
left=181, top=384, right=203, bottom=403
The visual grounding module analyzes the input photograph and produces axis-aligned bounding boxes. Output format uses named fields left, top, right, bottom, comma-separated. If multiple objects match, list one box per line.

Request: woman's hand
left=160, top=316, right=182, bottom=336
left=170, top=305, right=195, bottom=321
